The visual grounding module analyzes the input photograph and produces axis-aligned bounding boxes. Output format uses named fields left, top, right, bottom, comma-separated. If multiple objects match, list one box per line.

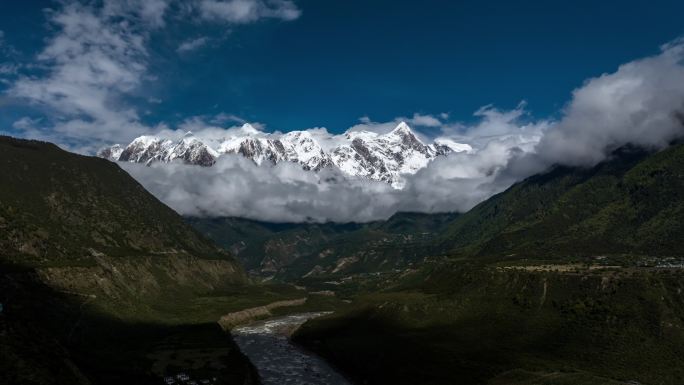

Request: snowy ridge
left=98, top=122, right=472, bottom=188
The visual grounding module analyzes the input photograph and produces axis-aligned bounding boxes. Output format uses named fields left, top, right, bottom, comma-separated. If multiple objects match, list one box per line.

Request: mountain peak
left=183, top=131, right=194, bottom=138
left=241, top=123, right=259, bottom=135
left=130, top=135, right=162, bottom=147
left=390, top=121, right=413, bottom=135
left=100, top=122, right=471, bottom=188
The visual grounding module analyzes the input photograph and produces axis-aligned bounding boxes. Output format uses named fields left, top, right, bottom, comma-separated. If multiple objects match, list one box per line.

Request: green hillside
left=295, top=261, right=684, bottom=385
left=0, top=136, right=241, bottom=266
left=6, top=135, right=684, bottom=385
left=188, top=212, right=457, bottom=280
left=0, top=136, right=259, bottom=385
left=191, top=144, right=684, bottom=284
left=293, top=143, right=684, bottom=385
left=439, top=144, right=684, bottom=259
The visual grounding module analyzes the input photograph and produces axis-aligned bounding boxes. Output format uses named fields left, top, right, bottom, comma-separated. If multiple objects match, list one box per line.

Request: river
left=232, top=312, right=352, bottom=385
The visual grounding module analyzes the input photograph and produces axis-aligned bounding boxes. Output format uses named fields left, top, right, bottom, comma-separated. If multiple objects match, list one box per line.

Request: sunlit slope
left=440, top=144, right=684, bottom=259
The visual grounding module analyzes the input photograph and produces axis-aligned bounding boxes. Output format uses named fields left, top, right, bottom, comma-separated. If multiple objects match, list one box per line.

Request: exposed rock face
left=98, top=122, right=472, bottom=188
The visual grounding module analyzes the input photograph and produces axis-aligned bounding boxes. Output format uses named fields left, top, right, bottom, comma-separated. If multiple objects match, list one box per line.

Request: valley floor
left=0, top=265, right=346, bottom=385
left=291, top=260, right=684, bottom=385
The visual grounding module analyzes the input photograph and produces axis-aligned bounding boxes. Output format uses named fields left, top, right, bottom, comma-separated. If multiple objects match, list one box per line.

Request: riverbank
left=293, top=264, right=684, bottom=385
left=233, top=313, right=351, bottom=385
left=218, top=298, right=308, bottom=330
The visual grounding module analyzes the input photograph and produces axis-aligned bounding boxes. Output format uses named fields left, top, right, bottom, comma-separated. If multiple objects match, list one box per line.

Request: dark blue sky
left=2, top=0, right=684, bottom=134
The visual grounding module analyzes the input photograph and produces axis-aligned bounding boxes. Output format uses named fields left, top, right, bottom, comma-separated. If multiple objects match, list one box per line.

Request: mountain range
left=98, top=122, right=471, bottom=187
left=188, top=142, right=684, bottom=281
left=4, top=134, right=684, bottom=385
left=287, top=143, right=684, bottom=385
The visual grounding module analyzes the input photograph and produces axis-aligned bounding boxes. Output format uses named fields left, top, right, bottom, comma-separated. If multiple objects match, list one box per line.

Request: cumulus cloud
left=5, top=1, right=684, bottom=223
left=0, top=63, right=19, bottom=76
left=167, top=115, right=266, bottom=138
left=3, top=0, right=301, bottom=151
left=408, top=113, right=443, bottom=127
left=440, top=102, right=550, bottom=149
left=12, top=117, right=42, bottom=130
left=534, top=39, right=684, bottom=167
left=177, top=36, right=210, bottom=53
left=120, top=39, right=684, bottom=223
left=346, top=117, right=399, bottom=135
left=351, top=113, right=446, bottom=135
left=7, top=1, right=160, bottom=147
left=210, top=112, right=247, bottom=125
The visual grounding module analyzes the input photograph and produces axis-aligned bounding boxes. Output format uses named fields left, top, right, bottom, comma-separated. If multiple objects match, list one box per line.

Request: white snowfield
left=98, top=122, right=472, bottom=188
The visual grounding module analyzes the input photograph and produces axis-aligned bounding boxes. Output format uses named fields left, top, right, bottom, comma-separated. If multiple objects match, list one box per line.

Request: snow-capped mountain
left=111, top=132, right=219, bottom=166
left=98, top=122, right=472, bottom=188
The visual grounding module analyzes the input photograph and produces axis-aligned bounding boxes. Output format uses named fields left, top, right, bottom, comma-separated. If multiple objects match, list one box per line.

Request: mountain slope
left=188, top=212, right=459, bottom=280
left=438, top=143, right=684, bottom=259
left=0, top=136, right=243, bottom=266
left=290, top=142, right=684, bottom=385
left=294, top=262, right=684, bottom=385
left=189, top=142, right=684, bottom=283
left=99, top=122, right=472, bottom=187
left=0, top=136, right=254, bottom=385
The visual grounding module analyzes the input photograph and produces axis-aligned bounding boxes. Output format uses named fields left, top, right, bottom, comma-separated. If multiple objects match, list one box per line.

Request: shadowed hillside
left=0, top=136, right=257, bottom=385
left=188, top=212, right=458, bottom=280
left=293, top=143, right=684, bottom=385
left=0, top=136, right=245, bottom=266
left=295, top=263, right=684, bottom=385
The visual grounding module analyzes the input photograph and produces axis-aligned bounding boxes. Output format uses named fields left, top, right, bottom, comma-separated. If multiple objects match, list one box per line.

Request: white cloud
left=177, top=36, right=210, bottom=53
left=121, top=148, right=510, bottom=223
left=197, top=0, right=301, bottom=23
left=12, top=116, right=42, bottom=130
left=349, top=113, right=445, bottom=135
left=0, top=63, right=19, bottom=76
left=408, top=113, right=442, bottom=127
left=445, top=103, right=550, bottom=149
left=118, top=38, right=684, bottom=223
left=120, top=133, right=524, bottom=222
left=210, top=112, right=248, bottom=125
left=533, top=40, right=684, bottom=167
left=143, top=115, right=268, bottom=146
left=8, top=1, right=155, bottom=145
left=346, top=117, right=398, bottom=135
left=117, top=107, right=542, bottom=222
left=6, top=2, right=684, bottom=224
left=122, top=157, right=396, bottom=222
left=4, top=0, right=301, bottom=149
